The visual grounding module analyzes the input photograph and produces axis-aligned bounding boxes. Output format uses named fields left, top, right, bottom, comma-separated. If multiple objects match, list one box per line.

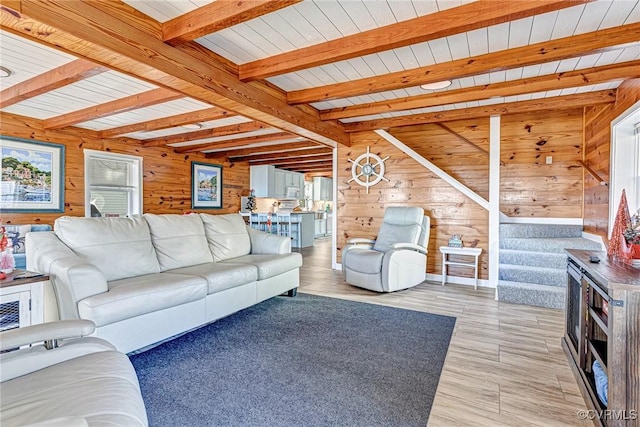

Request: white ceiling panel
left=122, top=0, right=214, bottom=22
left=76, top=98, right=212, bottom=131
left=259, top=1, right=640, bottom=94
left=337, top=82, right=623, bottom=123
left=0, top=30, right=77, bottom=90
left=169, top=128, right=284, bottom=147
left=122, top=115, right=253, bottom=139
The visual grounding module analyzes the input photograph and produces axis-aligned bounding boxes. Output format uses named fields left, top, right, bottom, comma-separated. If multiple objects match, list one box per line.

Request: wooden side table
left=0, top=269, right=49, bottom=331
left=439, top=246, right=483, bottom=290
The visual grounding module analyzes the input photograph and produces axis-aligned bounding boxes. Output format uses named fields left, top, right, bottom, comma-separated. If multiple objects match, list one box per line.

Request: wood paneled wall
left=338, top=109, right=588, bottom=280
left=500, top=109, right=584, bottom=218
left=0, top=113, right=249, bottom=226
left=584, top=78, right=640, bottom=238
left=338, top=130, right=490, bottom=280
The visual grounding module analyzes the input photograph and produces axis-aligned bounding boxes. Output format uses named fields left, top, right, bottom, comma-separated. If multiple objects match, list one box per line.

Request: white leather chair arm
left=0, top=320, right=95, bottom=351
left=391, top=242, right=428, bottom=255
left=247, top=227, right=291, bottom=254
left=0, top=320, right=116, bottom=382
left=346, top=238, right=376, bottom=245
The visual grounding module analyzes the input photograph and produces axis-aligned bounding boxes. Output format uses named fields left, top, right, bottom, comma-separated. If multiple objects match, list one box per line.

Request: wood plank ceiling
left=1, top=0, right=639, bottom=177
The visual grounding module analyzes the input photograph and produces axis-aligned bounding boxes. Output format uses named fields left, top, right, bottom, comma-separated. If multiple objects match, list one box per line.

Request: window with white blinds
left=84, top=150, right=142, bottom=218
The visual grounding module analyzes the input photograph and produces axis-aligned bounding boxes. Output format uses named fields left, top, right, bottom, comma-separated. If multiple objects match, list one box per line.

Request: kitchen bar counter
left=243, top=212, right=314, bottom=248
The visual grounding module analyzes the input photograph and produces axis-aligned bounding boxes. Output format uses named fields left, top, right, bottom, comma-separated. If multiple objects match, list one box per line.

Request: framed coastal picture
left=191, top=162, right=222, bottom=209
left=1, top=136, right=65, bottom=213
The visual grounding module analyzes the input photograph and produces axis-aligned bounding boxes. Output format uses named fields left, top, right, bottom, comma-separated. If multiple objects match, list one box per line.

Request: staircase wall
left=584, top=78, right=640, bottom=239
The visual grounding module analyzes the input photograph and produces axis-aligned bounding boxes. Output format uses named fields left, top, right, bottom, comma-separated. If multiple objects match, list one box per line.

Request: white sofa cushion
left=78, top=273, right=207, bottom=327
left=54, top=216, right=160, bottom=282
left=0, top=351, right=147, bottom=427
left=200, top=213, right=251, bottom=262
left=222, top=253, right=302, bottom=280
left=144, top=214, right=212, bottom=271
left=169, top=262, right=258, bottom=294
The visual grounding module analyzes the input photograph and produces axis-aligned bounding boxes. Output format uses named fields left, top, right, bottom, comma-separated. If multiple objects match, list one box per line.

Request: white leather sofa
left=0, top=320, right=148, bottom=426
left=26, top=213, right=302, bottom=353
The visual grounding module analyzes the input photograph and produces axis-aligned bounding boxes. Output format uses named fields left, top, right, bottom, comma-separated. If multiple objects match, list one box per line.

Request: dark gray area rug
left=129, top=293, right=456, bottom=427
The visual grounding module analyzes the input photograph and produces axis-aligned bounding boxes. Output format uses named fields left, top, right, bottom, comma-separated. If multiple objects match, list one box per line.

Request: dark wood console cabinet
left=563, top=250, right=639, bottom=427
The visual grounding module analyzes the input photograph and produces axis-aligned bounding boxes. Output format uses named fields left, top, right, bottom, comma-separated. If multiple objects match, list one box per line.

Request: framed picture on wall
left=191, top=162, right=222, bottom=209
left=1, top=136, right=65, bottom=213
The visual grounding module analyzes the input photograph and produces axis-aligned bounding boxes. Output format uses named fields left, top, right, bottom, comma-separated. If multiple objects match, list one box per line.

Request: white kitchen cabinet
left=313, top=177, right=333, bottom=201
left=251, top=165, right=303, bottom=199
left=274, top=170, right=287, bottom=198
left=250, top=165, right=276, bottom=197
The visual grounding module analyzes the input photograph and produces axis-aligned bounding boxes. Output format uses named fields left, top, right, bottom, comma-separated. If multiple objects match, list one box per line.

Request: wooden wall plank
left=500, top=109, right=584, bottom=218
left=337, top=131, right=490, bottom=280
left=583, top=78, right=640, bottom=239
left=0, top=113, right=248, bottom=227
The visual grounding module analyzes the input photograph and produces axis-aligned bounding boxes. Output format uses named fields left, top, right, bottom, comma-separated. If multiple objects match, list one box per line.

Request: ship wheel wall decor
left=347, top=146, right=390, bottom=194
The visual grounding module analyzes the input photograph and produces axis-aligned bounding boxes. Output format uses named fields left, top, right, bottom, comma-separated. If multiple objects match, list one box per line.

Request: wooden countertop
left=0, top=269, right=49, bottom=288
left=566, top=249, right=640, bottom=291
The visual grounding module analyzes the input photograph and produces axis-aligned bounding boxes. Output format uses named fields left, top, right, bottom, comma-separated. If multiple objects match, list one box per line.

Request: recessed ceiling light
left=420, top=80, right=452, bottom=90
left=181, top=123, right=203, bottom=130
left=0, top=66, right=13, bottom=78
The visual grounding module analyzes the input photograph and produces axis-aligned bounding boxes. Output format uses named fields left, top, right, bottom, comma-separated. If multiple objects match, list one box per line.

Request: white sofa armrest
left=27, top=232, right=108, bottom=320
left=391, top=242, right=428, bottom=255
left=0, top=320, right=115, bottom=382
left=247, top=227, right=291, bottom=254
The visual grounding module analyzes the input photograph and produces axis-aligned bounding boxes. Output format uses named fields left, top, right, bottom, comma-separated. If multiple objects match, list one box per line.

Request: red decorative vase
left=630, top=244, right=640, bottom=259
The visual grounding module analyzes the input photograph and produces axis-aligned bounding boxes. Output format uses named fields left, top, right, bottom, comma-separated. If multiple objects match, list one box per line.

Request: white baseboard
left=425, top=273, right=495, bottom=289
left=334, top=262, right=342, bottom=271
left=500, top=217, right=583, bottom=225
left=581, top=232, right=607, bottom=251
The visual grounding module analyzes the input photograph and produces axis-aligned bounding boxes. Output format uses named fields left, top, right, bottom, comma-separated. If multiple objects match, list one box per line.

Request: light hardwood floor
left=296, top=238, right=591, bottom=427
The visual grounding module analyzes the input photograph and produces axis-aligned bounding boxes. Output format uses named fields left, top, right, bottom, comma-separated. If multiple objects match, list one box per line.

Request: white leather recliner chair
left=342, top=206, right=430, bottom=292
left=0, top=320, right=148, bottom=427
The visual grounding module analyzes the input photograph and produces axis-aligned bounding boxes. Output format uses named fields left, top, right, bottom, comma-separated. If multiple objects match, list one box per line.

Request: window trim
left=83, top=149, right=143, bottom=218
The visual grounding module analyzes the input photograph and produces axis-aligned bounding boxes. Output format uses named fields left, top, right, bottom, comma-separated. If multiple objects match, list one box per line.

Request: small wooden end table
left=439, top=246, right=483, bottom=290
left=1, top=269, right=49, bottom=331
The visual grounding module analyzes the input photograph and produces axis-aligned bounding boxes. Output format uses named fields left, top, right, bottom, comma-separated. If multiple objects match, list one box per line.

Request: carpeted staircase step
left=499, top=264, right=566, bottom=287
left=500, top=237, right=601, bottom=253
left=499, top=223, right=583, bottom=238
left=499, top=249, right=568, bottom=269
left=497, top=281, right=565, bottom=309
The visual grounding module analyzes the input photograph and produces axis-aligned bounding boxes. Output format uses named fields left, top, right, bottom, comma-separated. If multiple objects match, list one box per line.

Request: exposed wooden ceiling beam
left=304, top=171, right=332, bottom=178
left=250, top=156, right=333, bottom=166
left=288, top=22, right=640, bottom=104
left=180, top=138, right=298, bottom=154
left=240, top=0, right=586, bottom=81
left=241, top=148, right=333, bottom=162
left=142, top=121, right=271, bottom=147
left=277, top=160, right=332, bottom=170
left=344, top=90, right=616, bottom=132
left=174, top=132, right=298, bottom=153
left=98, top=107, right=236, bottom=138
left=1, top=1, right=348, bottom=146
left=294, top=166, right=332, bottom=173
left=163, top=0, right=301, bottom=45
left=43, top=87, right=182, bottom=129
left=0, top=59, right=107, bottom=108
left=321, top=60, right=640, bottom=120
left=216, top=142, right=326, bottom=159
